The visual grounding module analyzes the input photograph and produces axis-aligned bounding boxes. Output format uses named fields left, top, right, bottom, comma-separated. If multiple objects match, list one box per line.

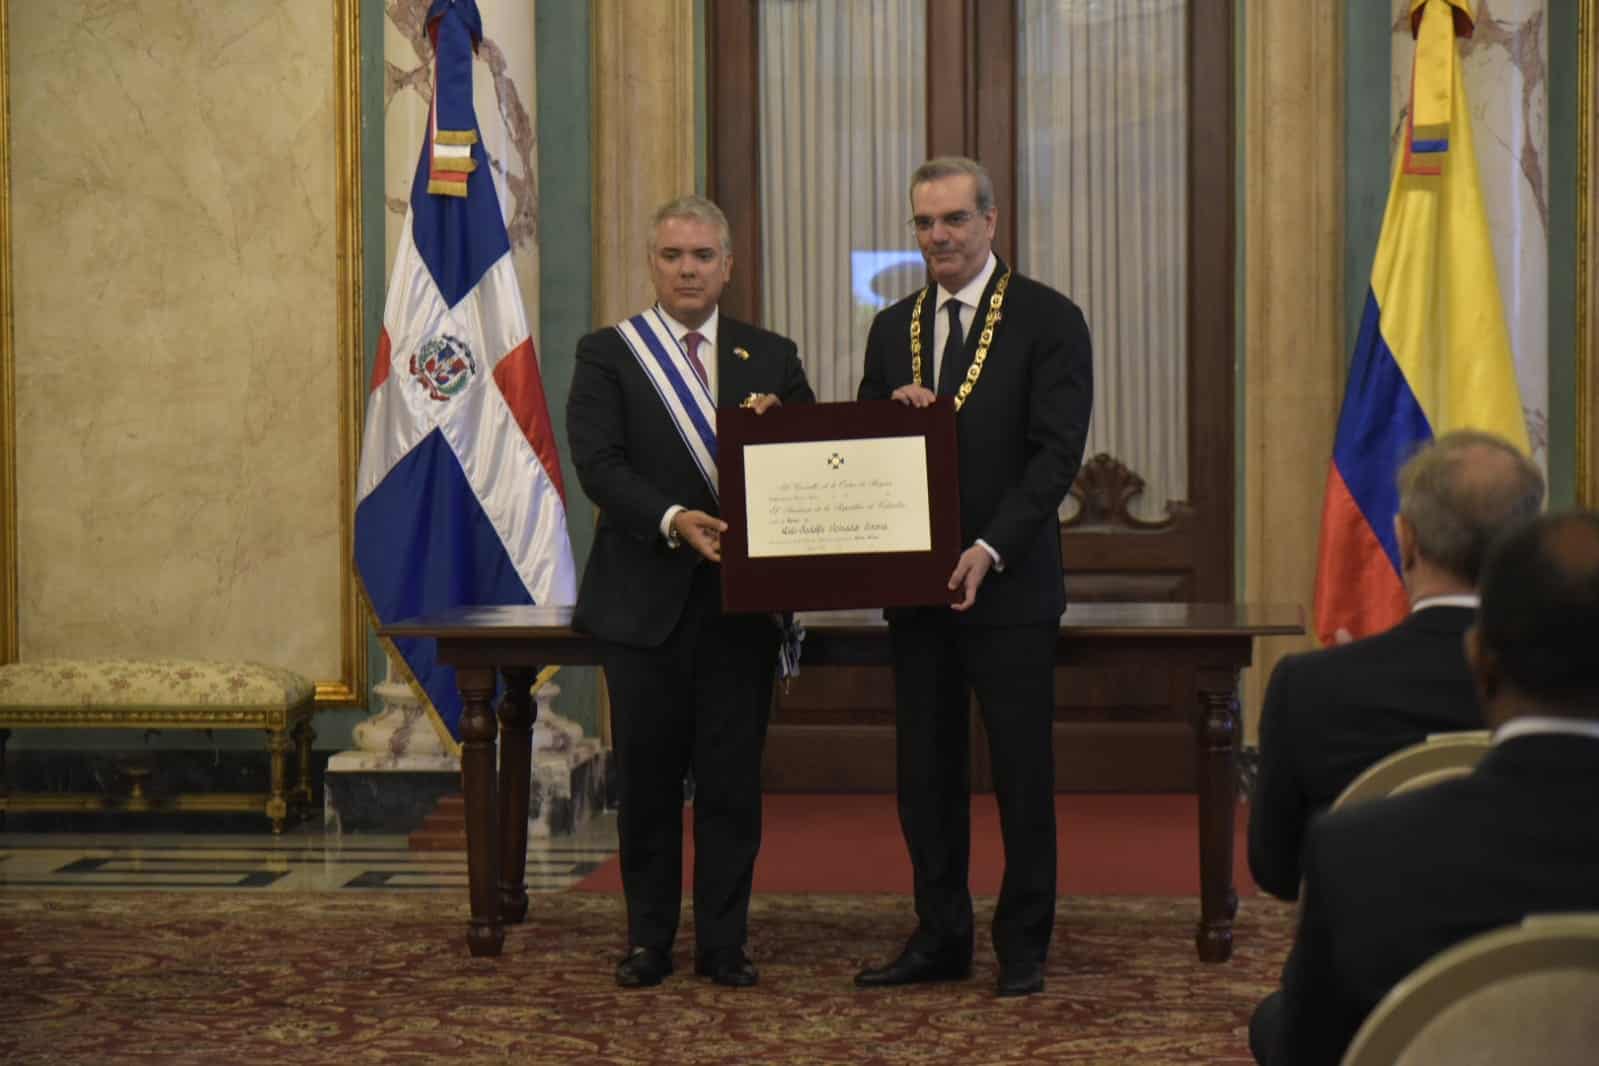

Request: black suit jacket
left=1268, top=733, right=1599, bottom=1066
left=567, top=314, right=813, bottom=647
left=1247, top=606, right=1482, bottom=900
left=858, top=259, right=1093, bottom=625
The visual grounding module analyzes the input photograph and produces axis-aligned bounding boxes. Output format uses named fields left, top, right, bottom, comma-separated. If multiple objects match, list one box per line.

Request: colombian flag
left=1313, top=0, right=1529, bottom=645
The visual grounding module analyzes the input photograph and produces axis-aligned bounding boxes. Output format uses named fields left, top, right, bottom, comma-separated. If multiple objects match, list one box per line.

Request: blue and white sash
left=614, top=308, right=719, bottom=499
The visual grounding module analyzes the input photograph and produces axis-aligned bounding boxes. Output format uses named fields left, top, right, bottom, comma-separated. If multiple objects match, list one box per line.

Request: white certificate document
left=743, top=436, right=932, bottom=558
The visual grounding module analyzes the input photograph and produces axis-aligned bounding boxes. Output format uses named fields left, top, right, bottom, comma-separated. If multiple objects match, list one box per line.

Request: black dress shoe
left=695, top=948, right=759, bottom=988
left=854, top=947, right=972, bottom=988
left=996, top=960, right=1045, bottom=997
left=615, top=946, right=673, bottom=988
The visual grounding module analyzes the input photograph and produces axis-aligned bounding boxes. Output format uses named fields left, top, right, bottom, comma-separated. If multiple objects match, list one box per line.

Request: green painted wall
left=338, top=0, right=392, bottom=752
left=536, top=0, right=601, bottom=737
left=1344, top=4, right=1389, bottom=362
left=1547, top=0, right=1579, bottom=508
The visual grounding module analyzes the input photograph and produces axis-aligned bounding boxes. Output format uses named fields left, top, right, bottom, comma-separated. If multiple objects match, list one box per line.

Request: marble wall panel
left=1390, top=0, right=1550, bottom=462
left=590, top=0, right=697, bottom=327
left=1241, top=0, right=1346, bottom=732
left=10, top=0, right=345, bottom=678
left=383, top=0, right=539, bottom=336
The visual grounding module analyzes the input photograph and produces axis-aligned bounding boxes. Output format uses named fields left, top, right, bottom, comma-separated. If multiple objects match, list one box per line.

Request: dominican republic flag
left=1313, top=0, right=1528, bottom=646
left=355, top=0, right=575, bottom=743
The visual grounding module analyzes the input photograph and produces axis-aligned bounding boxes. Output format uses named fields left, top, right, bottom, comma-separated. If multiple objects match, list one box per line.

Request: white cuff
left=976, top=538, right=1003, bottom=571
left=661, top=505, right=685, bottom=547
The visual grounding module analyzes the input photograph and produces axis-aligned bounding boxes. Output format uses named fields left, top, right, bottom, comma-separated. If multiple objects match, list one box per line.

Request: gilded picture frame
left=0, top=2, right=367, bottom=705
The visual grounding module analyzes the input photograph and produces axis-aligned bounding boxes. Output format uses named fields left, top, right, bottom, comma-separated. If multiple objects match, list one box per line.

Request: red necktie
left=684, top=331, right=709, bottom=389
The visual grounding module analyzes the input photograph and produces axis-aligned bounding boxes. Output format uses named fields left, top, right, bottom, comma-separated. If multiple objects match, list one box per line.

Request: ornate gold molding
left=326, top=0, right=367, bottom=706
left=0, top=0, right=15, bottom=663
left=0, top=2, right=366, bottom=705
left=1580, top=0, right=1597, bottom=507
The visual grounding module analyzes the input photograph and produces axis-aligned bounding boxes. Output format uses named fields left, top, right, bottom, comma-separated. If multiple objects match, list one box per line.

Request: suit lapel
left=717, top=317, right=749, bottom=407
left=916, top=284, right=938, bottom=389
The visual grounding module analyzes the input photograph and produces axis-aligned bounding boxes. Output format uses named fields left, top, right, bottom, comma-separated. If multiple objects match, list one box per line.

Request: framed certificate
left=718, top=399, right=962, bottom=611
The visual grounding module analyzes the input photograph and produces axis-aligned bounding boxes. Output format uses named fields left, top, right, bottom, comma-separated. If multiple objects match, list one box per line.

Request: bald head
left=1473, top=511, right=1599, bottom=719
left=1396, top=431, right=1544, bottom=584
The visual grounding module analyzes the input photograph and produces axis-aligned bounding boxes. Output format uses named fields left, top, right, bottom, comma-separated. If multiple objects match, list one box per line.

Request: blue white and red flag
left=355, top=0, right=575, bottom=743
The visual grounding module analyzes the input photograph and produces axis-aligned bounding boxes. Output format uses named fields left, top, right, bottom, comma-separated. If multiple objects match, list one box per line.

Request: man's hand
left=948, top=544, right=994, bottom=611
left=890, top=384, right=937, bottom=408
left=673, top=509, right=727, bottom=562
left=745, top=393, right=782, bottom=415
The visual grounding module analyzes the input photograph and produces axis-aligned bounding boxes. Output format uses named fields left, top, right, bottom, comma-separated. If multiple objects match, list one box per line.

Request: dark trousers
left=889, top=611, right=1058, bottom=965
left=602, top=572, right=779, bottom=956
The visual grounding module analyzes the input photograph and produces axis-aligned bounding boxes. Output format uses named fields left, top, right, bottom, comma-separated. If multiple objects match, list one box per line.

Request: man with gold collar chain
left=567, top=194, right=813, bottom=990
left=856, top=156, right=1094, bottom=998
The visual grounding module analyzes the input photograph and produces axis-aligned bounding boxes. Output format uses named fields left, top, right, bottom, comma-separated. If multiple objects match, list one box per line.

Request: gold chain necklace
left=908, top=271, right=1011, bottom=411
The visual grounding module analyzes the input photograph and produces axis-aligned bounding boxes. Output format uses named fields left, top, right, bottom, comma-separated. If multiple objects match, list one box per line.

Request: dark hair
left=1396, top=430, right=1545, bottom=582
left=1478, top=511, right=1599, bottom=713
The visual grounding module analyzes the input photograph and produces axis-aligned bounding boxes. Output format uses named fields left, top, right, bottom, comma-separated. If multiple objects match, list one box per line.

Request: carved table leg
left=497, top=667, right=537, bottom=925
left=458, top=667, right=504, bottom=957
left=1, top=728, right=10, bottom=827
left=293, top=718, right=316, bottom=808
left=1194, top=669, right=1241, bottom=962
left=266, top=727, right=291, bottom=834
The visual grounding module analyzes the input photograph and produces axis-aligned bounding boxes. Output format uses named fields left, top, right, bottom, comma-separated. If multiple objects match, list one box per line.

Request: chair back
left=1332, top=730, right=1493, bottom=811
left=1340, top=914, right=1599, bottom=1066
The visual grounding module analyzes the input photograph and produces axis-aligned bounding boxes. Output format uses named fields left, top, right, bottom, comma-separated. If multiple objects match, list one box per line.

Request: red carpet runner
left=576, top=793, right=1259, bottom=896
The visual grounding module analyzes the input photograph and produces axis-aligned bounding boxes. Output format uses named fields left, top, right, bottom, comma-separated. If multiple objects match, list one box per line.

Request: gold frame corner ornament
left=0, top=0, right=368, bottom=704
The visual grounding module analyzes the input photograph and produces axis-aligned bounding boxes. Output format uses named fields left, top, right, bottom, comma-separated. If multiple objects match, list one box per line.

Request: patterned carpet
left=0, top=891, right=1295, bottom=1064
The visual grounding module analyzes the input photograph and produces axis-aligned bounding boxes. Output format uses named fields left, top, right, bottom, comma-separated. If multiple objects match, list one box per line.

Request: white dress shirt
left=1411, top=594, right=1479, bottom=612
left=931, top=252, right=998, bottom=393
left=1494, top=715, right=1599, bottom=744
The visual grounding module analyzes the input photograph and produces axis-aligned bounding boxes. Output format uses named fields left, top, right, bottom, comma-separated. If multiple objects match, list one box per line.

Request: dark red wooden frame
left=718, top=400, right=962, bottom=612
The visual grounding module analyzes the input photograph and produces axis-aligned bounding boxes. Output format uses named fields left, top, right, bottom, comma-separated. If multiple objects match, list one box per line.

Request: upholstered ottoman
left=0, top=658, right=316, bottom=832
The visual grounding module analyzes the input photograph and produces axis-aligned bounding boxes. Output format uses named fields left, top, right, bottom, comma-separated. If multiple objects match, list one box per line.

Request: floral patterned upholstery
left=0, top=658, right=314, bottom=713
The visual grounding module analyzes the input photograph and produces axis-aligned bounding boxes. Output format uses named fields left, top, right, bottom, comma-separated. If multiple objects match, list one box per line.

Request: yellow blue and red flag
left=355, top=0, right=575, bottom=742
left=1313, top=0, right=1529, bottom=645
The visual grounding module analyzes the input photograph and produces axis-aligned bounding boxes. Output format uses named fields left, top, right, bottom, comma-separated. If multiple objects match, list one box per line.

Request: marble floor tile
left=0, top=814, right=620, bottom=893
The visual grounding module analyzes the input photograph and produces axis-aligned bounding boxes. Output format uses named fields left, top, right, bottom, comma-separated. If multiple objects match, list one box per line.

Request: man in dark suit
left=566, top=195, right=813, bottom=989
left=854, top=157, right=1093, bottom=997
left=1252, top=510, right=1599, bottom=1066
left=1248, top=430, right=1544, bottom=901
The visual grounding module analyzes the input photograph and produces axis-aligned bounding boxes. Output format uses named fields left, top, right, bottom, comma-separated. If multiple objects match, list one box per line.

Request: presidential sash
left=614, top=307, right=719, bottom=499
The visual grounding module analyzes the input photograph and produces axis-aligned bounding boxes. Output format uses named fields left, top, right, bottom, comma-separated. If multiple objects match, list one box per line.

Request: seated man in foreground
left=1248, top=430, right=1543, bottom=900
left=1251, top=510, right=1599, bottom=1066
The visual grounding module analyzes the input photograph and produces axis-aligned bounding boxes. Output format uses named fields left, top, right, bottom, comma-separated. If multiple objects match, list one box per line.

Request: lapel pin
left=734, top=346, right=751, bottom=361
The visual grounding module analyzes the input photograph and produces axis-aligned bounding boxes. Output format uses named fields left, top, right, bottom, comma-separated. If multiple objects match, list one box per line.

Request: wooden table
left=381, top=602, right=1302, bottom=962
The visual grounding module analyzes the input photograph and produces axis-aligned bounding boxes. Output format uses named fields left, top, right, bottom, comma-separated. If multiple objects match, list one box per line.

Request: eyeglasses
left=908, top=210, right=977, bottom=233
